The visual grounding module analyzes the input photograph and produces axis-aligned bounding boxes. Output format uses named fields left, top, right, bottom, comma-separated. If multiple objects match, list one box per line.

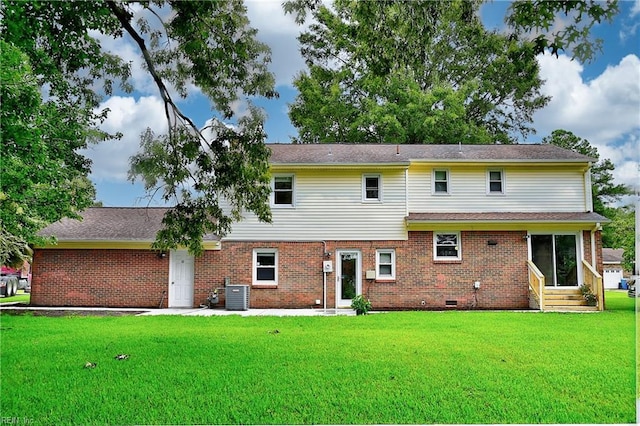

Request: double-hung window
left=487, top=170, right=504, bottom=194
left=363, top=174, right=382, bottom=202
left=253, top=249, right=278, bottom=286
left=433, top=169, right=449, bottom=194
left=376, top=249, right=395, bottom=280
left=272, top=174, right=294, bottom=207
left=434, top=232, right=461, bottom=260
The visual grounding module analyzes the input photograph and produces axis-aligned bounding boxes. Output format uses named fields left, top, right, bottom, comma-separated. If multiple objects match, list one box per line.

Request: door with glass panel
left=531, top=234, right=579, bottom=286
left=336, top=251, right=361, bottom=308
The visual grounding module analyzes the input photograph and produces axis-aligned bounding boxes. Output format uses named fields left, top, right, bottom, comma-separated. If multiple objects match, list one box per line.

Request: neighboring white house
left=602, top=248, right=625, bottom=289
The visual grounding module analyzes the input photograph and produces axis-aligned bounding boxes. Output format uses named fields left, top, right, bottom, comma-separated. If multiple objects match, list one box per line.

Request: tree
left=284, top=0, right=549, bottom=145
left=541, top=130, right=631, bottom=215
left=0, top=41, right=96, bottom=266
left=506, top=0, right=620, bottom=63
left=1, top=1, right=278, bottom=255
left=601, top=204, right=636, bottom=271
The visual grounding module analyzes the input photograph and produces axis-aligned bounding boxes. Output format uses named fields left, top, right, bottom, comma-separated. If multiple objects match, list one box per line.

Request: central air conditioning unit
left=225, top=284, right=250, bottom=311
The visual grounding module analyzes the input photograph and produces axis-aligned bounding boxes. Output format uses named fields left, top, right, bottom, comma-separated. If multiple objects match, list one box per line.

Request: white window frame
left=487, top=169, right=505, bottom=195
left=376, top=249, right=395, bottom=280
left=433, top=232, right=461, bottom=260
left=432, top=169, right=450, bottom=195
left=271, top=174, right=295, bottom=208
left=362, top=174, right=382, bottom=202
left=252, top=249, right=278, bottom=286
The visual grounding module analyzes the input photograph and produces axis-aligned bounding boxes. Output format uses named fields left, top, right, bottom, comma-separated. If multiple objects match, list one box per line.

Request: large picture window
left=253, top=249, right=278, bottom=286
left=434, top=232, right=461, bottom=260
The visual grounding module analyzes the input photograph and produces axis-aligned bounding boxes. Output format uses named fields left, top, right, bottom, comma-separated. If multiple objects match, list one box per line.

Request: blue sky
left=83, top=0, right=640, bottom=207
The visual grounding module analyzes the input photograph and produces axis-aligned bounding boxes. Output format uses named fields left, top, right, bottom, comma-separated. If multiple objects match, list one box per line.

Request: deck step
left=544, top=305, right=599, bottom=312
left=540, top=288, right=599, bottom=311
left=545, top=299, right=589, bottom=306
left=545, top=294, right=583, bottom=301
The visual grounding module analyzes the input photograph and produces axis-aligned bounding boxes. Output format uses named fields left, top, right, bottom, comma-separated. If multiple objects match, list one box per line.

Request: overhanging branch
left=105, top=1, right=208, bottom=147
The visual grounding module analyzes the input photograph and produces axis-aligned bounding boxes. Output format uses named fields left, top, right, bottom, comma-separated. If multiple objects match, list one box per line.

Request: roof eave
left=35, top=240, right=222, bottom=250
left=270, top=162, right=410, bottom=168
left=406, top=215, right=609, bottom=231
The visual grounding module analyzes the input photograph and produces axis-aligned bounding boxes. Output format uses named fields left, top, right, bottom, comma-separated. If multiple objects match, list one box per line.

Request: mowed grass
left=0, top=291, right=30, bottom=304
left=0, top=292, right=635, bottom=425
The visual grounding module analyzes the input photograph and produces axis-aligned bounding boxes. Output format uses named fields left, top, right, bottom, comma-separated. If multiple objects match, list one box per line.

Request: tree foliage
left=284, top=0, right=549, bottom=145
left=601, top=204, right=636, bottom=271
left=541, top=130, right=631, bottom=215
left=0, top=40, right=95, bottom=266
left=1, top=1, right=278, bottom=255
left=506, top=0, right=619, bottom=63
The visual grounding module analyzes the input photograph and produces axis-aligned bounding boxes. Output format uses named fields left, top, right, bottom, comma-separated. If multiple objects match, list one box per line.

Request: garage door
left=603, top=268, right=623, bottom=289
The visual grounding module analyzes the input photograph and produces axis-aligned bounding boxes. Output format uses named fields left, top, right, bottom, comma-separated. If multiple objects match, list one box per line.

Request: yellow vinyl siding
left=225, top=167, right=408, bottom=241
left=408, top=164, right=587, bottom=213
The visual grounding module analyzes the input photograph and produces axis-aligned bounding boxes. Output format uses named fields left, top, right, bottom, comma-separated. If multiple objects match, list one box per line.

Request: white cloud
left=246, top=0, right=310, bottom=87
left=534, top=54, right=640, bottom=141
left=533, top=53, right=640, bottom=192
left=81, top=96, right=167, bottom=182
left=620, top=0, right=640, bottom=42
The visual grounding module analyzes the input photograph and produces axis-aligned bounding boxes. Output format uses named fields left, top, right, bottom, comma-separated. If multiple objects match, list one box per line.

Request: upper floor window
left=363, top=174, right=382, bottom=202
left=434, top=232, right=461, bottom=260
left=272, top=174, right=294, bottom=207
left=253, top=249, right=278, bottom=286
left=487, top=170, right=504, bottom=194
left=433, top=169, right=449, bottom=194
left=376, top=249, right=395, bottom=280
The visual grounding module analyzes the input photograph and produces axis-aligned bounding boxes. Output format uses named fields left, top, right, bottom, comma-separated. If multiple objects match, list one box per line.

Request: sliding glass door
left=531, top=234, right=579, bottom=286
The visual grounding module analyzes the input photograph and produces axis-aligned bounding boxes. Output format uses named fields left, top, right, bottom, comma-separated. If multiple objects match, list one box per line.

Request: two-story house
left=31, top=144, right=608, bottom=311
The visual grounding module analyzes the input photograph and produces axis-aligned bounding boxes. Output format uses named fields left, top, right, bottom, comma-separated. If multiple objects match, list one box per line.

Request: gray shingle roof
left=268, top=143, right=596, bottom=165
left=602, top=248, right=624, bottom=263
left=37, top=208, right=219, bottom=242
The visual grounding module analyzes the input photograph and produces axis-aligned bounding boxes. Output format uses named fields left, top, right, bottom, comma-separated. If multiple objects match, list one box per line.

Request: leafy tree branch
left=1, top=0, right=278, bottom=255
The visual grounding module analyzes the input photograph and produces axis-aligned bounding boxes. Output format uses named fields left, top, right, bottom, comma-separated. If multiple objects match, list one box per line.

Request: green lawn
left=0, top=291, right=30, bottom=304
left=0, top=291, right=635, bottom=425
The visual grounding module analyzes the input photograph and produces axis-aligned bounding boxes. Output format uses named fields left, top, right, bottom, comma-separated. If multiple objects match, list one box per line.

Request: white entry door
left=336, top=250, right=361, bottom=308
left=169, top=250, right=194, bottom=307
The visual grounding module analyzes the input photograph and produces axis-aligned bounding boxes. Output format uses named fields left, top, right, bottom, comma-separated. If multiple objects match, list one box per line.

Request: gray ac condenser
left=225, top=285, right=250, bottom=310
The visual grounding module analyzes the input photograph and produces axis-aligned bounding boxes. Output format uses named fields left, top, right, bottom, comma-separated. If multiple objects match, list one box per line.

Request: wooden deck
left=527, top=260, right=603, bottom=312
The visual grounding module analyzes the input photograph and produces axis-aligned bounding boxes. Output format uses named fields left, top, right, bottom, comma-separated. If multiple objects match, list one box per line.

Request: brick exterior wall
left=585, top=230, right=605, bottom=274
left=31, top=230, right=604, bottom=310
left=31, top=249, right=169, bottom=308
left=199, top=231, right=531, bottom=310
